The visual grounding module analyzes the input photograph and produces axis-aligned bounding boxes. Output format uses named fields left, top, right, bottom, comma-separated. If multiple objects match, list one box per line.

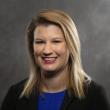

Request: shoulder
left=1, top=78, right=28, bottom=110
left=84, top=80, right=110, bottom=109
left=3, top=78, right=28, bottom=99
left=11, top=78, right=28, bottom=90
left=85, top=80, right=104, bottom=94
left=8, top=78, right=28, bottom=96
left=84, top=80, right=106, bottom=98
left=62, top=81, right=110, bottom=110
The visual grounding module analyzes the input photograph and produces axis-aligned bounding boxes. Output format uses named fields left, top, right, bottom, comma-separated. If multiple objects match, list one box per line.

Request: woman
left=1, top=9, right=110, bottom=110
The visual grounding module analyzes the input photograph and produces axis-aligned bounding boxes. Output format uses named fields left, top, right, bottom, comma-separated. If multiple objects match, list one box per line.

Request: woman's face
left=33, top=24, right=69, bottom=74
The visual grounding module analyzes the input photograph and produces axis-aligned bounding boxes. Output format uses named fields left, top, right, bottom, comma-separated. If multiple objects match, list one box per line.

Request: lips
left=42, top=57, right=57, bottom=64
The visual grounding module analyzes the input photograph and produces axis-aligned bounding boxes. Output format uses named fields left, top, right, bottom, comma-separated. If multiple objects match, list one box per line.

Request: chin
left=43, top=68, right=56, bottom=72
left=42, top=66, right=57, bottom=71
left=42, top=69, right=57, bottom=78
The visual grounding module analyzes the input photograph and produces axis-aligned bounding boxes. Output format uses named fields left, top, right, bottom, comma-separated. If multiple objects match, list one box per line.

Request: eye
left=34, top=40, right=45, bottom=44
left=53, top=40, right=62, bottom=43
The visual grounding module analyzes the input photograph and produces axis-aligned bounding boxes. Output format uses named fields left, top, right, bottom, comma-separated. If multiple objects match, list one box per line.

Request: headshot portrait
left=1, top=9, right=110, bottom=110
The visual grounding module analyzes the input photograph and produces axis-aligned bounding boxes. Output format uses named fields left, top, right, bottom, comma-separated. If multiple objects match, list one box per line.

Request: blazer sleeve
left=89, top=83, right=110, bottom=110
left=1, top=86, right=18, bottom=110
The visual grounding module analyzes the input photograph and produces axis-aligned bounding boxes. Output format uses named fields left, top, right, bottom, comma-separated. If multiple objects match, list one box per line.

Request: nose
left=43, top=42, right=53, bottom=56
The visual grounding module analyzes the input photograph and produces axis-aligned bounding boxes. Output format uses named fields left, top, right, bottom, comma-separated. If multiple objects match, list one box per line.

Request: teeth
left=42, top=57, right=57, bottom=61
left=43, top=57, right=56, bottom=60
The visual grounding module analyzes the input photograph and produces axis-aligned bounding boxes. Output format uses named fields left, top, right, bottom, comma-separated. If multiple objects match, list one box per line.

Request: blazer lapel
left=28, top=87, right=39, bottom=110
left=60, top=91, right=76, bottom=110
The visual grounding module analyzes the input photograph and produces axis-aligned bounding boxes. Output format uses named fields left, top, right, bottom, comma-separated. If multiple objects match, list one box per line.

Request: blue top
left=37, top=90, right=65, bottom=110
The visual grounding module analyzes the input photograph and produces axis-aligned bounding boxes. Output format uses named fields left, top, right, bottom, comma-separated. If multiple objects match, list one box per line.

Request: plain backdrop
left=0, top=0, right=110, bottom=106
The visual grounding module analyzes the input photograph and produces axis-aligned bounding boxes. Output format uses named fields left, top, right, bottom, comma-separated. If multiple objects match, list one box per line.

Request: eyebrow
left=34, top=38, right=43, bottom=40
left=34, top=37, right=64, bottom=40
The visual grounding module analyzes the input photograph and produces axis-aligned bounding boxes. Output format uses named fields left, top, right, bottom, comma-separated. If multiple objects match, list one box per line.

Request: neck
left=41, top=66, right=69, bottom=93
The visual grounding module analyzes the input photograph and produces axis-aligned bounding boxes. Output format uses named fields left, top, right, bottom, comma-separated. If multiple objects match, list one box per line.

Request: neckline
left=42, top=89, right=66, bottom=95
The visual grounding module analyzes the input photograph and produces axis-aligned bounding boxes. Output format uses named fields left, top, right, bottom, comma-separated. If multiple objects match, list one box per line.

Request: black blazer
left=1, top=79, right=110, bottom=110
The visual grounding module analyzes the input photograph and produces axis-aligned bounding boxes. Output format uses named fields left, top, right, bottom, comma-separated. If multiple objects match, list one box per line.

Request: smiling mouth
left=42, top=57, right=57, bottom=64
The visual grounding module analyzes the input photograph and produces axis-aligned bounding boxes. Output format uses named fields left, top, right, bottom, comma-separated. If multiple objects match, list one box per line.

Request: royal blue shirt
left=37, top=90, right=65, bottom=110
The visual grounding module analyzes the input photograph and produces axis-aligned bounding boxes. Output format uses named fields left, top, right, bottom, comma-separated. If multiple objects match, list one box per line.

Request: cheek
left=33, top=46, right=43, bottom=55
left=33, top=46, right=43, bottom=64
left=55, top=47, right=69, bottom=62
left=55, top=44, right=69, bottom=55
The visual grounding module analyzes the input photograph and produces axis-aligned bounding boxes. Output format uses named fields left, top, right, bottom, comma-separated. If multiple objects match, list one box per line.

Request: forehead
left=34, top=24, right=64, bottom=39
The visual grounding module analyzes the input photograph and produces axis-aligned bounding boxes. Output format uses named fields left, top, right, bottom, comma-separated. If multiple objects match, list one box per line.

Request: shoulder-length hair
left=21, top=9, right=91, bottom=98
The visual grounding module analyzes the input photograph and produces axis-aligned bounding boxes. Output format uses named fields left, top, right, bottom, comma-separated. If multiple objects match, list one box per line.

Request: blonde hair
left=21, top=9, right=91, bottom=98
